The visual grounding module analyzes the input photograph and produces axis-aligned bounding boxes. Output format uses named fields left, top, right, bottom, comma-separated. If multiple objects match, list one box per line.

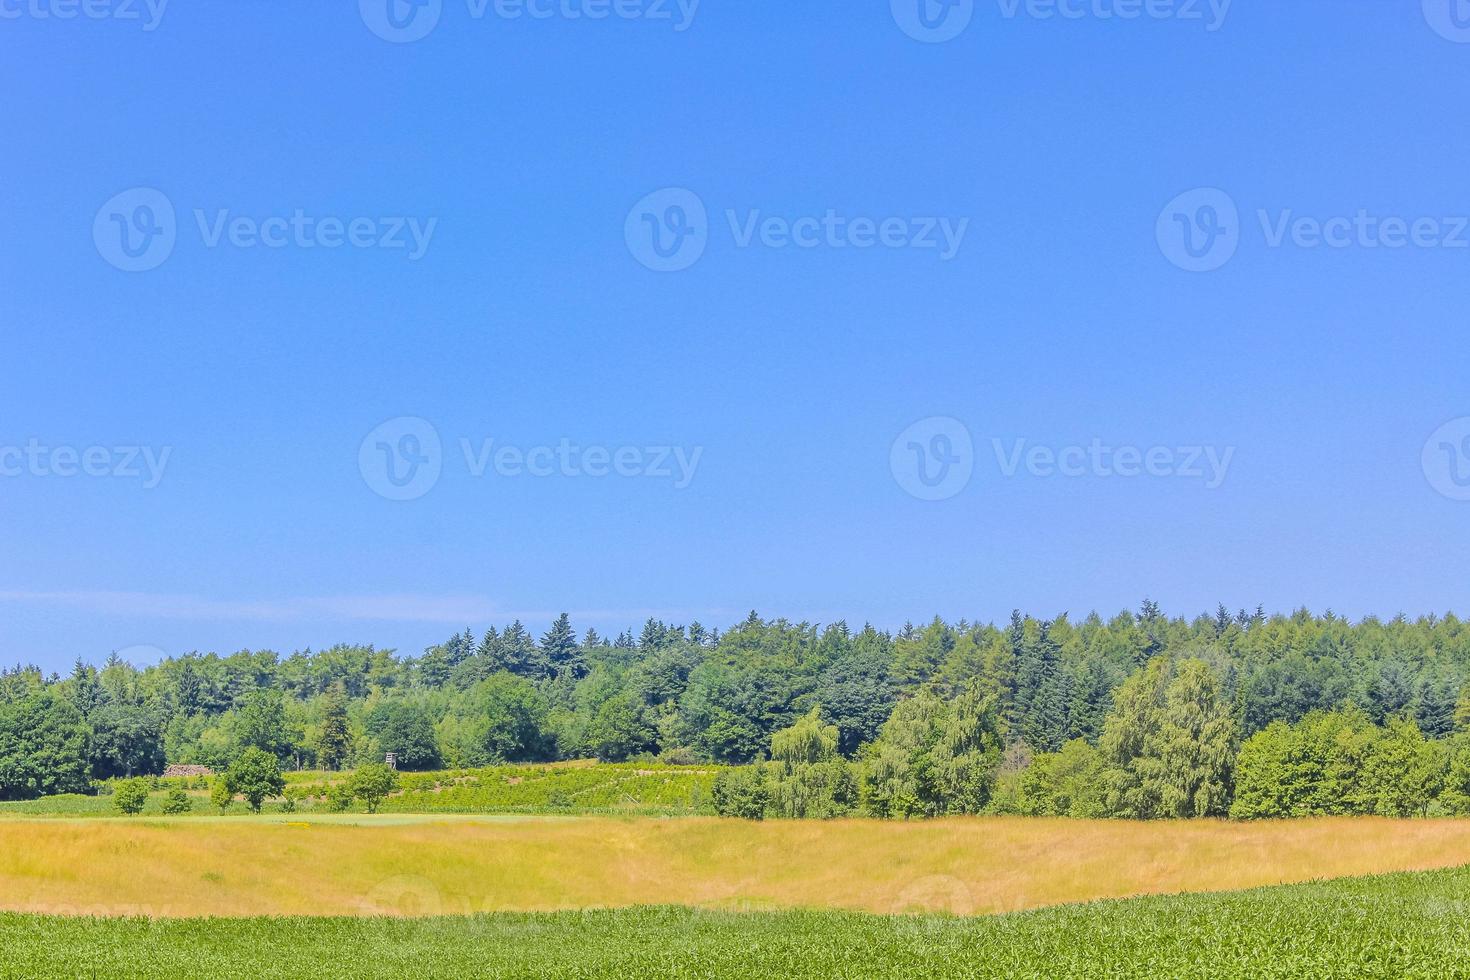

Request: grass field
left=1, top=865, right=1467, bottom=978
left=0, top=762, right=722, bottom=818
left=5, top=813, right=1470, bottom=918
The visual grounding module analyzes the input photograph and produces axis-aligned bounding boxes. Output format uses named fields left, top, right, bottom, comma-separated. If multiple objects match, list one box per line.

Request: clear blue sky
left=4, top=1, right=1470, bottom=672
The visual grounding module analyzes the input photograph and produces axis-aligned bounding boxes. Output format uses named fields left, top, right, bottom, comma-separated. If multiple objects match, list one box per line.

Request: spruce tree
left=541, top=613, right=586, bottom=679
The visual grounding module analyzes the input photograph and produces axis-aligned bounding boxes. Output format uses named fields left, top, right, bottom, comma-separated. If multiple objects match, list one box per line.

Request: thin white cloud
left=0, top=589, right=729, bottom=627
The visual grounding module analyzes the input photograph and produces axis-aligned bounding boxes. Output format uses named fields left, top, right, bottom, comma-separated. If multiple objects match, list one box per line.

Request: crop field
left=2, top=866, right=1468, bottom=979
left=0, top=762, right=722, bottom=819
left=5, top=814, right=1470, bottom=919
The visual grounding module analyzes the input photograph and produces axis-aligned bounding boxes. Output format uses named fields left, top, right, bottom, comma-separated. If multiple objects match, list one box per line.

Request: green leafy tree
left=587, top=692, right=656, bottom=762
left=112, top=777, right=151, bottom=815
left=711, top=766, right=770, bottom=820
left=210, top=775, right=234, bottom=813
left=225, top=747, right=285, bottom=813
left=349, top=763, right=400, bottom=814
left=315, top=684, right=353, bottom=771
left=766, top=707, right=854, bottom=819
left=1013, top=739, right=1108, bottom=817
left=234, top=690, right=290, bottom=759
left=366, top=700, right=440, bottom=771
left=1365, top=716, right=1443, bottom=817
left=1101, top=659, right=1235, bottom=819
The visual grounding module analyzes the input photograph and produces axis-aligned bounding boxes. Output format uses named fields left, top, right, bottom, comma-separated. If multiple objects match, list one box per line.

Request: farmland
left=4, top=814, right=1470, bottom=918
left=2, top=865, right=1468, bottom=979
left=0, top=762, right=721, bottom=819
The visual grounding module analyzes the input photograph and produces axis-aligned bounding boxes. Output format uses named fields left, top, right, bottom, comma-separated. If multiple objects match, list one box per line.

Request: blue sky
left=4, top=1, right=1470, bottom=672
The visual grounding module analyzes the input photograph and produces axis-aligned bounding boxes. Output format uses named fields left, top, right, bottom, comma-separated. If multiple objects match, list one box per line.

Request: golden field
left=4, top=814, right=1470, bottom=918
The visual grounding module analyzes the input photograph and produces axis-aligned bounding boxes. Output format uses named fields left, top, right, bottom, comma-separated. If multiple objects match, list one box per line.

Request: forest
left=3, top=603, right=1470, bottom=819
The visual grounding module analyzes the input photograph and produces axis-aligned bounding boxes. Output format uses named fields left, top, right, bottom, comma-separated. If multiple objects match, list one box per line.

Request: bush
left=349, top=764, right=400, bottom=814
left=712, top=767, right=770, bottom=820
left=326, top=783, right=354, bottom=812
left=112, top=778, right=150, bottom=815
left=225, top=748, right=285, bottom=813
left=210, top=776, right=234, bottom=813
left=161, top=787, right=193, bottom=814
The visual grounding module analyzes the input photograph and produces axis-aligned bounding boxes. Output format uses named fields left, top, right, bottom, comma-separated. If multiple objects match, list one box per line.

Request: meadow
left=0, top=762, right=721, bottom=818
left=5, top=813, right=1470, bottom=918
left=1, top=865, right=1467, bottom=978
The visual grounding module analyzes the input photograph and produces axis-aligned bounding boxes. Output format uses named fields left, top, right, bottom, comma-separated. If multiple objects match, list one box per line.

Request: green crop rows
left=3, top=865, right=1468, bottom=978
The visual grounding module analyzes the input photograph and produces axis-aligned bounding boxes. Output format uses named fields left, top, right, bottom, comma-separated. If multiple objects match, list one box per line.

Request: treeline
left=713, top=659, right=1470, bottom=821
left=4, top=604, right=1470, bottom=817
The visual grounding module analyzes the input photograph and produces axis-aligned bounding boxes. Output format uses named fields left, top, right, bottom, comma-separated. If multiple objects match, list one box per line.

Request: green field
left=0, top=762, right=721, bottom=818
left=0, top=866, right=1465, bottom=979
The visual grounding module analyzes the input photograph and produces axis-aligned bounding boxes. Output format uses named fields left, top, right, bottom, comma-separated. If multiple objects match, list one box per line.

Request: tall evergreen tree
left=541, top=613, right=586, bottom=679
left=316, top=683, right=353, bottom=770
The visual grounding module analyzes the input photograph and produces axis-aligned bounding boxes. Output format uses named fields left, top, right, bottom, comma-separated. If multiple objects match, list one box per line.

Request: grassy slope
left=1, top=866, right=1467, bottom=979
left=0, top=762, right=721, bottom=818
left=5, top=814, right=1470, bottom=918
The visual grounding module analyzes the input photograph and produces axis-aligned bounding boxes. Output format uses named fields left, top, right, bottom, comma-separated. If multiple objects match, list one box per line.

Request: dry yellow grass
left=3, top=814, right=1470, bottom=918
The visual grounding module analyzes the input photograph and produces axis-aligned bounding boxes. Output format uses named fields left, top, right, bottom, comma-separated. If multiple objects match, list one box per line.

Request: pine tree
left=175, top=659, right=201, bottom=716
left=1416, top=677, right=1457, bottom=739
left=316, top=683, right=352, bottom=770
left=476, top=626, right=502, bottom=663
left=500, top=620, right=550, bottom=680
left=69, top=660, right=103, bottom=718
left=541, top=613, right=586, bottom=679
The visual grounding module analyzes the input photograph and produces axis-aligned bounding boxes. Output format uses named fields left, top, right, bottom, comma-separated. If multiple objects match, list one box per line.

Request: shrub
left=712, top=767, right=770, bottom=820
left=349, top=764, right=400, bottom=814
left=161, top=787, right=193, bottom=814
left=326, top=783, right=354, bottom=812
left=210, top=776, right=234, bottom=813
left=112, top=777, right=150, bottom=815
